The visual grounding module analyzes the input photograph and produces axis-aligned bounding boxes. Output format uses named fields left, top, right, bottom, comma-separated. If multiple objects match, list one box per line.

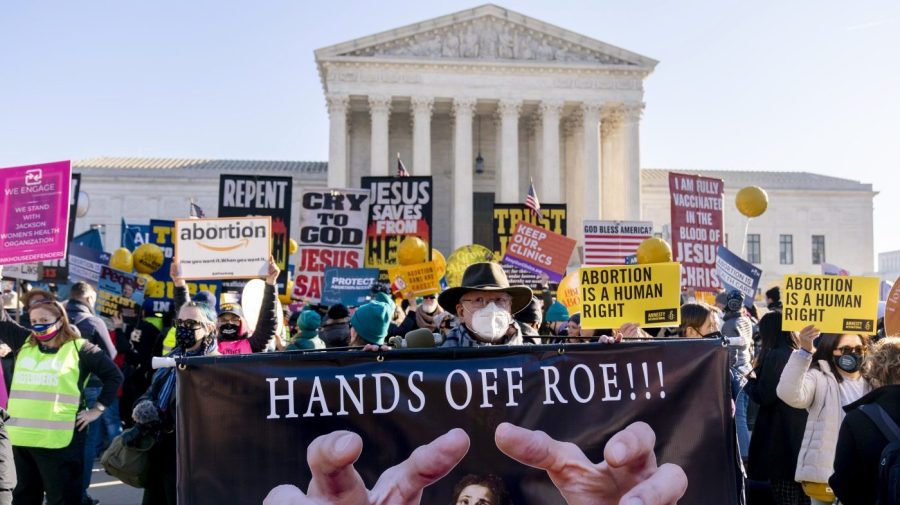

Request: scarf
left=415, top=304, right=444, bottom=332
left=157, top=338, right=216, bottom=412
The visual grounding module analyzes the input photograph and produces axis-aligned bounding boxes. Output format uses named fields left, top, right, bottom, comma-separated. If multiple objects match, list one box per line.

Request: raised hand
left=798, top=325, right=820, bottom=353
left=494, top=421, right=687, bottom=505
left=263, top=429, right=470, bottom=505
left=266, top=256, right=281, bottom=286
left=170, top=260, right=185, bottom=288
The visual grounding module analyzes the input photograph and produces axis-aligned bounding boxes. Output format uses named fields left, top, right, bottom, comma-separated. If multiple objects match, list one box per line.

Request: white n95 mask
left=470, top=302, right=511, bottom=343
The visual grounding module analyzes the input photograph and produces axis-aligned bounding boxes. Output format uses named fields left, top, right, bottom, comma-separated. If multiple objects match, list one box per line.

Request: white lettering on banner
left=222, top=179, right=289, bottom=209
left=263, top=361, right=669, bottom=420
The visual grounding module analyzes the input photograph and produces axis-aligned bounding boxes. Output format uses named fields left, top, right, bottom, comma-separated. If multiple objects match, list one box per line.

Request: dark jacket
left=174, top=284, right=277, bottom=353
left=829, top=384, right=900, bottom=505
left=388, top=311, right=417, bottom=338
left=66, top=299, right=116, bottom=388
left=746, top=344, right=809, bottom=481
left=0, top=311, right=31, bottom=394
left=319, top=318, right=350, bottom=348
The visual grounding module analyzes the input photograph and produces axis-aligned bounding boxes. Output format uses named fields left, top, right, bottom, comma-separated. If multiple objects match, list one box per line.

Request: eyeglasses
left=460, top=295, right=512, bottom=310
left=836, top=345, right=866, bottom=356
left=175, top=319, right=204, bottom=330
left=423, top=295, right=436, bottom=300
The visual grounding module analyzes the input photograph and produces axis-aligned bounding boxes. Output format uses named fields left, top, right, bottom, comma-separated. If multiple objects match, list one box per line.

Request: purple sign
left=0, top=161, right=72, bottom=265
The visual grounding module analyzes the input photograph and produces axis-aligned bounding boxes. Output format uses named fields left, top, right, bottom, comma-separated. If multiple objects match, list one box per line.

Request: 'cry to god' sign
left=579, top=262, right=682, bottom=330
left=782, top=274, right=880, bottom=334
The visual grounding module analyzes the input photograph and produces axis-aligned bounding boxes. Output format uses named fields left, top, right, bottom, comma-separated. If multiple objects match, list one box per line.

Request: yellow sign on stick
left=387, top=261, right=441, bottom=298
left=783, top=274, right=880, bottom=334
left=579, top=262, right=682, bottom=329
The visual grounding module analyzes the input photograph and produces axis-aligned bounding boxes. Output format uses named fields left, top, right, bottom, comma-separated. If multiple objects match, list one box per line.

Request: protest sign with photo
left=177, top=340, right=736, bottom=505
left=174, top=217, right=271, bottom=280
left=783, top=274, right=880, bottom=334
left=68, top=244, right=111, bottom=285
left=96, top=266, right=146, bottom=322
left=295, top=188, right=370, bottom=302
left=501, top=221, right=576, bottom=282
left=144, top=219, right=221, bottom=313
left=716, top=246, right=762, bottom=307
left=0, top=161, right=71, bottom=265
left=387, top=261, right=441, bottom=298
left=669, top=172, right=724, bottom=291
left=579, top=262, right=682, bottom=329
left=361, top=177, right=432, bottom=276
left=493, top=204, right=566, bottom=288
left=583, top=220, right=653, bottom=266
left=320, top=267, right=379, bottom=306
left=218, top=175, right=292, bottom=291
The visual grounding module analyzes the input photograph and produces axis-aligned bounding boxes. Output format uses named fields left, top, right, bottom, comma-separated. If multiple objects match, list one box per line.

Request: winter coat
left=174, top=285, right=278, bottom=353
left=285, top=336, right=325, bottom=351
left=65, top=299, right=116, bottom=388
left=722, top=311, right=753, bottom=374
left=746, top=345, right=809, bottom=481
left=776, top=350, right=871, bottom=483
left=319, top=318, right=350, bottom=348
left=829, top=384, right=900, bottom=505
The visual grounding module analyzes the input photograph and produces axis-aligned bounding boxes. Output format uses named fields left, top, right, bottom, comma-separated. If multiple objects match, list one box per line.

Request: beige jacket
left=776, top=350, right=871, bottom=483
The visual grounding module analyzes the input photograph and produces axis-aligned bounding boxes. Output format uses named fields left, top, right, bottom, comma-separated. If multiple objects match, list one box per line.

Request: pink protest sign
left=0, top=161, right=72, bottom=265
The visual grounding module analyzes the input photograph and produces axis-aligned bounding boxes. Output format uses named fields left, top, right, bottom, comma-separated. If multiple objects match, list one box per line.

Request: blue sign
left=121, top=218, right=151, bottom=251
left=68, top=243, right=111, bottom=284
left=716, top=246, right=762, bottom=307
left=625, top=254, right=638, bottom=265
left=321, top=267, right=380, bottom=306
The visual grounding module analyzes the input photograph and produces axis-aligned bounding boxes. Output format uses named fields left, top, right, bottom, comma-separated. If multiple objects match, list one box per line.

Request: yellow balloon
left=397, top=236, right=429, bottom=266
left=279, top=281, right=294, bottom=306
left=736, top=186, right=768, bottom=218
left=133, top=243, right=165, bottom=274
left=431, top=249, right=447, bottom=278
left=445, top=245, right=494, bottom=287
left=109, top=248, right=134, bottom=272
left=289, top=239, right=298, bottom=255
left=556, top=271, right=581, bottom=310
left=636, top=237, right=673, bottom=265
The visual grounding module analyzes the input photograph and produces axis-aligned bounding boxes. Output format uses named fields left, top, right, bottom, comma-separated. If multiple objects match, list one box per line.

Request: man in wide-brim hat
left=437, top=262, right=532, bottom=347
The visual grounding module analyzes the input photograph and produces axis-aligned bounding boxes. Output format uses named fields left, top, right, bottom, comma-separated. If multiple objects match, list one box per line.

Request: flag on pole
left=189, top=199, right=206, bottom=219
left=396, top=153, right=410, bottom=177
left=525, top=180, right=541, bottom=216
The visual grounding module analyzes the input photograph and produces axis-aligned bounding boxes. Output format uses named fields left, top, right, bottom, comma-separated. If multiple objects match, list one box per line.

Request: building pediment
left=315, top=4, right=657, bottom=69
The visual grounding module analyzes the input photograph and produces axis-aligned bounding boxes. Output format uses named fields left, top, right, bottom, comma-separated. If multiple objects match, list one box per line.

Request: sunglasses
left=175, top=319, right=204, bottom=330
left=423, top=295, right=436, bottom=300
left=836, top=345, right=866, bottom=356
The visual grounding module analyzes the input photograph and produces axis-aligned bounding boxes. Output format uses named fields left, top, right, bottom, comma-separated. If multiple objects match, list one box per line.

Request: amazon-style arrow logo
left=198, top=239, right=250, bottom=252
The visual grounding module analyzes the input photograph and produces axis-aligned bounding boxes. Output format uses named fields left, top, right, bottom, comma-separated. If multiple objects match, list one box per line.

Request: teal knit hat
left=545, top=301, right=570, bottom=322
left=350, top=301, right=391, bottom=345
left=299, top=310, right=321, bottom=339
left=371, top=292, right=396, bottom=313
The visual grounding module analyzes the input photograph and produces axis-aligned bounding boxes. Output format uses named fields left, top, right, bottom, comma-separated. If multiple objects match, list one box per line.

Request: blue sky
left=2, top=0, right=898, bottom=260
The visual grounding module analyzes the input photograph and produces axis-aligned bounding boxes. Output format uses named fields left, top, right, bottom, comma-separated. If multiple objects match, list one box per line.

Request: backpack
left=859, top=403, right=900, bottom=505
left=100, top=427, right=155, bottom=488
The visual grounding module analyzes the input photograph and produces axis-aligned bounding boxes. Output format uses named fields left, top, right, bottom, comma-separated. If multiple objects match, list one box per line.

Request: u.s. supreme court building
left=70, top=5, right=877, bottom=290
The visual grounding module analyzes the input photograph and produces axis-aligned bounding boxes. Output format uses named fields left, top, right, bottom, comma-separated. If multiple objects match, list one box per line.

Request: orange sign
left=501, top=221, right=577, bottom=282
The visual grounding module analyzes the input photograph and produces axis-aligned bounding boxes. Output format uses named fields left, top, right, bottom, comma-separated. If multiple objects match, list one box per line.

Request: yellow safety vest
left=7, top=338, right=85, bottom=449
left=162, top=327, right=176, bottom=355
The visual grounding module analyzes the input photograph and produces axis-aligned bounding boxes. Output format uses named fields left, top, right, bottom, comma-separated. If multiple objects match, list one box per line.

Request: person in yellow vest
left=5, top=300, right=122, bottom=505
left=131, top=299, right=218, bottom=505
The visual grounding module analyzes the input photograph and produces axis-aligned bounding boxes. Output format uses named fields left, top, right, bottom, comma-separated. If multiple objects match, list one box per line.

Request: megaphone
left=152, top=357, right=177, bottom=369
left=388, top=328, right=444, bottom=348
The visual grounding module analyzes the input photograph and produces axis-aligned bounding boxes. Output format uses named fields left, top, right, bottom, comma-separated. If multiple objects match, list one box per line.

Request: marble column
left=326, top=94, right=349, bottom=188
left=601, top=105, right=623, bottom=220
left=452, top=97, right=477, bottom=249
left=621, top=102, right=644, bottom=220
left=540, top=100, right=563, bottom=202
left=582, top=102, right=603, bottom=221
left=564, top=112, right=585, bottom=244
left=411, top=96, right=433, bottom=175
left=498, top=99, right=521, bottom=203
left=368, top=95, right=392, bottom=176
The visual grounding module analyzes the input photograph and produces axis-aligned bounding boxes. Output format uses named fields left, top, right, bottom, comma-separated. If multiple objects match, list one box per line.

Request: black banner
left=177, top=340, right=736, bottom=504
left=41, top=172, right=81, bottom=282
left=218, top=174, right=292, bottom=292
left=493, top=204, right=567, bottom=289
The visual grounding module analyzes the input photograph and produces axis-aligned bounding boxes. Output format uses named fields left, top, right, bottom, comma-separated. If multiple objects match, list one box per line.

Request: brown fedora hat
left=438, top=262, right=533, bottom=316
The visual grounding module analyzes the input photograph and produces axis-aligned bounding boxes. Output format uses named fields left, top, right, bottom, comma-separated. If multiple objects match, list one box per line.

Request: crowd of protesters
left=0, top=257, right=898, bottom=505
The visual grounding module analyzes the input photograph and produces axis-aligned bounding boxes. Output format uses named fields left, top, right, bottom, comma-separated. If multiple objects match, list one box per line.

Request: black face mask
left=175, top=326, right=202, bottom=349
left=836, top=353, right=863, bottom=373
left=218, top=323, right=242, bottom=341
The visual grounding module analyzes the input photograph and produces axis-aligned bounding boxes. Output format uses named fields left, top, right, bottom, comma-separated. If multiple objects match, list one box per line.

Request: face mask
left=836, top=353, right=863, bottom=373
left=175, top=326, right=203, bottom=349
left=218, top=323, right=242, bottom=341
left=32, top=320, right=61, bottom=342
left=469, top=302, right=511, bottom=343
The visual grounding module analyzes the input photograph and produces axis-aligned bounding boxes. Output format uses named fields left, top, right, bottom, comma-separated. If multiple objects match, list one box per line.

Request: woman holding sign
left=777, top=327, right=873, bottom=504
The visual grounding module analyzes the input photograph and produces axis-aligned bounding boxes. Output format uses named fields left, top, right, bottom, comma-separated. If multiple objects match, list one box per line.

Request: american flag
left=396, top=154, right=410, bottom=177
left=189, top=200, right=206, bottom=218
left=525, top=181, right=540, bottom=216
left=583, top=220, right=653, bottom=266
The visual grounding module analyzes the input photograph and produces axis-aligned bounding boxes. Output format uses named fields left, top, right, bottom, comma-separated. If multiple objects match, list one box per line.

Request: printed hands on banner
left=263, top=422, right=687, bottom=505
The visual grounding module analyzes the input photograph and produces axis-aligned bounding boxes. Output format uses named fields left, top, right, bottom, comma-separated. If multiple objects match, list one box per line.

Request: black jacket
left=66, top=299, right=115, bottom=388
left=830, top=384, right=900, bottom=505
left=746, top=344, right=809, bottom=481
left=0, top=311, right=31, bottom=394
left=319, top=318, right=350, bottom=348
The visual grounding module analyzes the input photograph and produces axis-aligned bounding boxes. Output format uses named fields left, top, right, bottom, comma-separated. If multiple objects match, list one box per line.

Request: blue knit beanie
left=545, top=301, right=570, bottom=322
left=299, top=310, right=321, bottom=339
left=350, top=301, right=392, bottom=345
